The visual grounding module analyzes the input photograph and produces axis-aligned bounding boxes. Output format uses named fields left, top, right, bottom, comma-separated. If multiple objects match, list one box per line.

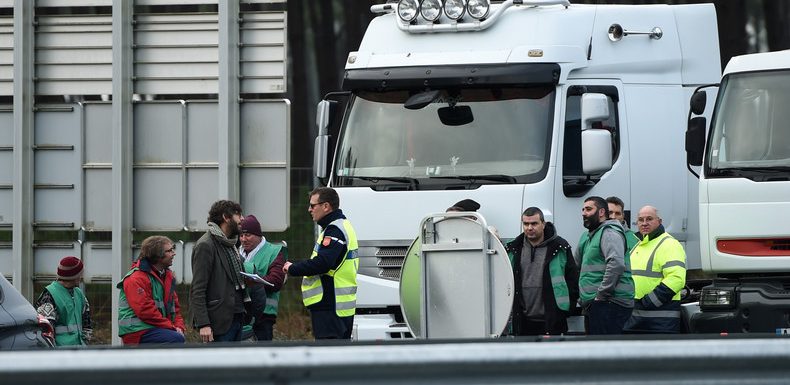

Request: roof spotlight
left=397, top=0, right=419, bottom=23
left=466, top=0, right=490, bottom=20
left=444, top=0, right=466, bottom=21
left=420, top=0, right=442, bottom=22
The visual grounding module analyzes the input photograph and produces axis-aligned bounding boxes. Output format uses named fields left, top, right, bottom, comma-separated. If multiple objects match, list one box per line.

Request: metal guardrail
left=3, top=337, right=790, bottom=385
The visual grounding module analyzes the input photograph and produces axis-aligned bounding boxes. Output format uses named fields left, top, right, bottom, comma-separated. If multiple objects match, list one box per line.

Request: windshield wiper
left=344, top=176, right=420, bottom=190
left=429, top=174, right=517, bottom=183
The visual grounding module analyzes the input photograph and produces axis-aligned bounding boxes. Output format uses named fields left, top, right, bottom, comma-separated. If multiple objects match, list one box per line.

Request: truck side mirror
left=314, top=100, right=336, bottom=179
left=686, top=116, right=707, bottom=166
left=580, top=93, right=613, bottom=174
left=690, top=90, right=707, bottom=116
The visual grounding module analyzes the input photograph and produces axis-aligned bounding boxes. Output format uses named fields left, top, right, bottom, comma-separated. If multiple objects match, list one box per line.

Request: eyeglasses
left=309, top=201, right=326, bottom=209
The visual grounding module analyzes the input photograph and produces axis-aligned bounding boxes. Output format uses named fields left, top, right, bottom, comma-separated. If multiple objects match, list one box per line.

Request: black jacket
left=506, top=222, right=579, bottom=335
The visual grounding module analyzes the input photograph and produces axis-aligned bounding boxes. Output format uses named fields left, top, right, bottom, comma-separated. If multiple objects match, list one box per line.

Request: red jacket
left=121, top=259, right=186, bottom=344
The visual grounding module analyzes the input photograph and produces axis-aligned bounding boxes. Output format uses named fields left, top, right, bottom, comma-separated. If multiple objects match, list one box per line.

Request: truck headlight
left=466, top=0, right=490, bottom=20
left=397, top=0, right=419, bottom=23
left=444, top=0, right=466, bottom=21
left=420, top=0, right=442, bottom=22
left=700, top=287, right=737, bottom=310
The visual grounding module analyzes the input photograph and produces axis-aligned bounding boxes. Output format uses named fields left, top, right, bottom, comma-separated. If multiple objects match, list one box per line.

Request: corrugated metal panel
left=134, top=12, right=219, bottom=95
left=0, top=13, right=12, bottom=96
left=83, top=102, right=112, bottom=231
left=240, top=11, right=287, bottom=93
left=34, top=105, right=81, bottom=229
left=35, top=14, right=113, bottom=95
left=0, top=107, right=11, bottom=226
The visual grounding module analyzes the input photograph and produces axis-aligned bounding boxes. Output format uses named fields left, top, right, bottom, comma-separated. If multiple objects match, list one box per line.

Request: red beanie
left=57, top=256, right=84, bottom=280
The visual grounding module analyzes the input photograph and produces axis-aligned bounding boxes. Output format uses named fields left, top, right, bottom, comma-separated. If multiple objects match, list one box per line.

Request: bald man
left=623, top=206, right=687, bottom=333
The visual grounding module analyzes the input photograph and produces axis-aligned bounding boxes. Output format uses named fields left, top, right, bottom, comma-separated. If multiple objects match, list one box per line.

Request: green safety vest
left=625, top=229, right=639, bottom=254
left=301, top=218, right=359, bottom=317
left=45, top=281, right=86, bottom=346
left=578, top=223, right=635, bottom=303
left=243, top=241, right=286, bottom=316
left=507, top=242, right=572, bottom=311
left=116, top=268, right=177, bottom=336
left=630, top=232, right=686, bottom=301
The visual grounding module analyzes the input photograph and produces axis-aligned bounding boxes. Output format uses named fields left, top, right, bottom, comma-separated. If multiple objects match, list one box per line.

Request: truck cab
left=687, top=50, right=790, bottom=333
left=315, top=0, right=720, bottom=340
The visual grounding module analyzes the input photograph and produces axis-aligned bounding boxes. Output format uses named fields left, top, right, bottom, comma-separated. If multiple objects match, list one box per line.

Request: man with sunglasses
left=284, top=187, right=359, bottom=339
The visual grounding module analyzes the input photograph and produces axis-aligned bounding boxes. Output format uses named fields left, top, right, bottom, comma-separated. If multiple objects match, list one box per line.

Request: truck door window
left=562, top=86, right=620, bottom=197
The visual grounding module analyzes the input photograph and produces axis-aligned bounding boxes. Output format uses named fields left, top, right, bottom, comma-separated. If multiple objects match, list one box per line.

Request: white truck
left=313, top=0, right=721, bottom=339
left=686, top=50, right=790, bottom=333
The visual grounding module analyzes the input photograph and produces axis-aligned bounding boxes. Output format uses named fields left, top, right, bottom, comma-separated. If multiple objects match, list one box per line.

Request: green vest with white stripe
left=578, top=223, right=634, bottom=303
left=45, top=281, right=86, bottom=346
left=301, top=218, right=359, bottom=317
left=243, top=241, right=285, bottom=316
left=116, top=268, right=176, bottom=336
left=506, top=244, right=572, bottom=311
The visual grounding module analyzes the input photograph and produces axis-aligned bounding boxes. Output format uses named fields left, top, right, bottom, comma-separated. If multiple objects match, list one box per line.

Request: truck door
left=553, top=82, right=631, bottom=251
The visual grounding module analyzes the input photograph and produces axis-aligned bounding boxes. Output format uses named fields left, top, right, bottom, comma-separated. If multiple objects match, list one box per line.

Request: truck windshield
left=707, top=70, right=790, bottom=177
left=333, top=87, right=555, bottom=189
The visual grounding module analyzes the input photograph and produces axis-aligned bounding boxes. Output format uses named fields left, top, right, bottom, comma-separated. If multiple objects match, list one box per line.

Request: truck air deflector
left=342, top=63, right=561, bottom=91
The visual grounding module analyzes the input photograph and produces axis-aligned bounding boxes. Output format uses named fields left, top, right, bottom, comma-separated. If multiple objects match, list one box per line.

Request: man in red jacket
left=117, top=236, right=186, bottom=344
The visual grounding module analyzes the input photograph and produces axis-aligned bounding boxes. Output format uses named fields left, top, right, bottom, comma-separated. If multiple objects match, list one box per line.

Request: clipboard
left=240, top=271, right=275, bottom=286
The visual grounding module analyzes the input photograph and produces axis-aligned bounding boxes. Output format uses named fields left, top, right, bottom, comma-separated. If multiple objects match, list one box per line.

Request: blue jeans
left=214, top=313, right=244, bottom=342
left=140, top=328, right=185, bottom=344
left=585, top=300, right=633, bottom=335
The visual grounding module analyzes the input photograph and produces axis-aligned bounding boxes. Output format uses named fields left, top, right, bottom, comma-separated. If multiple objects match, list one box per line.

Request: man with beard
left=506, top=207, right=578, bottom=335
left=190, top=200, right=247, bottom=342
left=577, top=196, right=634, bottom=334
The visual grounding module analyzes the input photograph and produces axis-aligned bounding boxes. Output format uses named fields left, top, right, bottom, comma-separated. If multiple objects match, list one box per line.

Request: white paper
left=240, top=271, right=274, bottom=286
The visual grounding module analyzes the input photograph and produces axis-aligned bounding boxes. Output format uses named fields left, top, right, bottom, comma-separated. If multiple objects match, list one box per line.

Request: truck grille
left=376, top=246, right=408, bottom=280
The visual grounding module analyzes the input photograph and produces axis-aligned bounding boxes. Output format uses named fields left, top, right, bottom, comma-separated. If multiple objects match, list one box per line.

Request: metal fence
left=2, top=337, right=790, bottom=385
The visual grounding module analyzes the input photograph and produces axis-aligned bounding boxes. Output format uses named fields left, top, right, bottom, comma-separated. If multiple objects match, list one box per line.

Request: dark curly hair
left=207, top=200, right=242, bottom=226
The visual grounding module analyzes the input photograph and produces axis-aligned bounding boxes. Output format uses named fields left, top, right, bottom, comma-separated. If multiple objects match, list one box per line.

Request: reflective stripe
left=55, top=325, right=79, bottom=333
left=555, top=295, right=569, bottom=304
left=632, top=269, right=663, bottom=278
left=119, top=298, right=129, bottom=308
left=154, top=300, right=164, bottom=309
left=118, top=317, right=143, bottom=327
left=335, top=286, right=357, bottom=295
left=641, top=236, right=671, bottom=274
left=580, top=285, right=600, bottom=293
left=631, top=309, right=680, bottom=318
left=646, top=292, right=663, bottom=307
left=302, top=286, right=323, bottom=299
left=663, top=260, right=686, bottom=269
left=550, top=275, right=565, bottom=284
left=581, top=264, right=606, bottom=273
left=336, top=300, right=356, bottom=311
left=265, top=298, right=278, bottom=307
left=327, top=236, right=346, bottom=245
left=302, top=276, right=319, bottom=286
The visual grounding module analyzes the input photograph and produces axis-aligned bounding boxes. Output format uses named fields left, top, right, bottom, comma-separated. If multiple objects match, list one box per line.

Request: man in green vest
left=117, top=236, right=186, bottom=344
left=239, top=214, right=287, bottom=341
left=506, top=207, right=579, bottom=335
left=606, top=196, right=639, bottom=253
left=284, top=187, right=358, bottom=339
left=577, top=196, right=634, bottom=334
left=34, top=256, right=92, bottom=346
left=623, top=205, right=687, bottom=333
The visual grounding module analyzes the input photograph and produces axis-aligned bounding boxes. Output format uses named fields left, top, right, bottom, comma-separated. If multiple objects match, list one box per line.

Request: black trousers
left=310, top=310, right=353, bottom=339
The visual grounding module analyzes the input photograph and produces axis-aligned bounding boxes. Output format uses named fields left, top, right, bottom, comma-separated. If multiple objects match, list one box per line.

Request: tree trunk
left=713, top=0, right=748, bottom=70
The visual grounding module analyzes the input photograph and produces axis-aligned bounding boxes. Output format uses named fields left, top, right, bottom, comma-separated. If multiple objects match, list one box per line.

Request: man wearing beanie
left=239, top=214, right=287, bottom=341
left=190, top=200, right=247, bottom=343
left=35, top=256, right=93, bottom=346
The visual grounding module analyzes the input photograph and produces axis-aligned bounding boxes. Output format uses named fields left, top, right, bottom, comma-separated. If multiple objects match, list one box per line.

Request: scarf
left=207, top=222, right=246, bottom=291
